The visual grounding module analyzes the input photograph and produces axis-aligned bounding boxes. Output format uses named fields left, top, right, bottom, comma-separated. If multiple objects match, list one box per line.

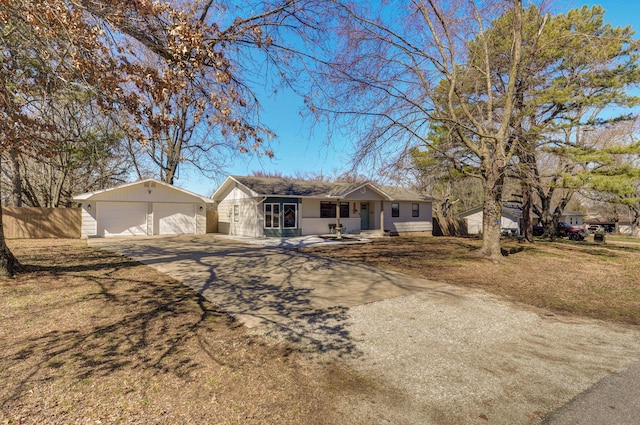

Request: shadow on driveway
left=90, top=234, right=446, bottom=357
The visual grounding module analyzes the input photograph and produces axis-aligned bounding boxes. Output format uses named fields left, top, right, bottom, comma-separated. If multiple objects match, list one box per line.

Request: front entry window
left=320, top=202, right=349, bottom=218
left=283, top=203, right=297, bottom=228
left=264, top=203, right=280, bottom=229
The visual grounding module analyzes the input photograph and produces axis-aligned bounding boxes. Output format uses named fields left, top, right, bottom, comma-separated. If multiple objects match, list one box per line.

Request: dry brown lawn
left=2, top=236, right=639, bottom=424
left=0, top=240, right=366, bottom=425
left=301, top=235, right=640, bottom=325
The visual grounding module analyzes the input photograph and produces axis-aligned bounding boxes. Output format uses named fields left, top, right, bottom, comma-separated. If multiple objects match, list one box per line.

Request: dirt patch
left=0, top=239, right=366, bottom=425
left=300, top=236, right=640, bottom=325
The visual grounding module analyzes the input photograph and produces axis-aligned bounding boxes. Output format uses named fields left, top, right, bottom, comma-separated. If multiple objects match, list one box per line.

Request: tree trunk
left=520, top=180, right=533, bottom=242
left=631, top=205, right=640, bottom=238
left=0, top=200, right=22, bottom=278
left=481, top=175, right=505, bottom=261
left=8, top=148, right=22, bottom=207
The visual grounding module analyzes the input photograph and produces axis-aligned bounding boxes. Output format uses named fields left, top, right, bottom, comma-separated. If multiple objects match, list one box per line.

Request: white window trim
left=283, top=203, right=298, bottom=229
left=264, top=203, right=280, bottom=229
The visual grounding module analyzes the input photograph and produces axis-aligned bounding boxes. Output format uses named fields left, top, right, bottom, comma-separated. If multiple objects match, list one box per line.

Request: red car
left=533, top=222, right=585, bottom=240
left=557, top=222, right=585, bottom=240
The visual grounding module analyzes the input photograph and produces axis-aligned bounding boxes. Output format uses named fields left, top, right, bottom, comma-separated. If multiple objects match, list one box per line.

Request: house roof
left=458, top=204, right=527, bottom=220
left=212, top=175, right=433, bottom=202
left=73, top=178, right=213, bottom=203
left=562, top=210, right=585, bottom=217
left=378, top=185, right=435, bottom=202
left=458, top=205, right=584, bottom=220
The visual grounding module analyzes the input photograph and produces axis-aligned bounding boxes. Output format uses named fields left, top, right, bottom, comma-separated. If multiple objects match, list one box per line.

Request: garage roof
left=73, top=179, right=214, bottom=203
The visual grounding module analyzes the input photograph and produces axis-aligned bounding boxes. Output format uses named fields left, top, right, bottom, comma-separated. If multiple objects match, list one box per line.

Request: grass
left=2, top=236, right=639, bottom=424
left=0, top=239, right=366, bottom=425
left=300, top=235, right=640, bottom=325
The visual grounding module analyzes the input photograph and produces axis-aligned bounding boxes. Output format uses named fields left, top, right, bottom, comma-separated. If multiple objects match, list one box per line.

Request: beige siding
left=81, top=203, right=98, bottom=238
left=563, top=215, right=584, bottom=226
left=343, top=188, right=385, bottom=201
left=216, top=187, right=260, bottom=237
left=384, top=201, right=433, bottom=234
left=196, top=206, right=207, bottom=234
left=300, top=198, right=362, bottom=234
left=465, top=211, right=483, bottom=234
left=501, top=215, right=520, bottom=234
left=301, top=199, right=321, bottom=218
left=89, top=183, right=203, bottom=203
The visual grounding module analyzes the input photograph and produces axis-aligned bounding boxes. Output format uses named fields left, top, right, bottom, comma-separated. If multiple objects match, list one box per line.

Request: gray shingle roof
left=230, top=176, right=432, bottom=201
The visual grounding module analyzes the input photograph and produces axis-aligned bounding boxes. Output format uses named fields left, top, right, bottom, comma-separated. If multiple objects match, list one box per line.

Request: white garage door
left=154, top=203, right=196, bottom=235
left=98, top=202, right=148, bottom=237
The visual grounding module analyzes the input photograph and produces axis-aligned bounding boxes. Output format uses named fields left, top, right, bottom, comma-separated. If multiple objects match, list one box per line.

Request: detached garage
left=73, top=179, right=213, bottom=238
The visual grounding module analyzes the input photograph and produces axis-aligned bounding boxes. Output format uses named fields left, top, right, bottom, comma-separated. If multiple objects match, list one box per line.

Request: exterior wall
left=300, top=198, right=361, bottom=235
left=86, top=200, right=207, bottom=237
left=500, top=215, right=520, bottom=235
left=217, top=186, right=260, bottom=237
left=562, top=215, right=584, bottom=226
left=465, top=211, right=483, bottom=235
left=343, top=188, right=385, bottom=201
left=383, top=201, right=433, bottom=234
left=463, top=210, right=520, bottom=235
left=300, top=217, right=361, bottom=235
left=619, top=224, right=632, bottom=235
left=89, top=182, right=202, bottom=203
left=263, top=197, right=301, bottom=237
left=81, top=203, right=98, bottom=238
left=196, top=206, right=207, bottom=234
left=79, top=181, right=210, bottom=237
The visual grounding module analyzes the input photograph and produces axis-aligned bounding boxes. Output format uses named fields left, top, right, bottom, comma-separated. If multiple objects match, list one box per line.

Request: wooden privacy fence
left=206, top=209, right=218, bottom=234
left=2, top=207, right=81, bottom=239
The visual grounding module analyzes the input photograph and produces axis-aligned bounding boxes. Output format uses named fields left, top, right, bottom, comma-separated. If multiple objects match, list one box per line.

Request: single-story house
left=73, top=179, right=213, bottom=238
left=460, top=206, right=585, bottom=235
left=585, top=215, right=633, bottom=234
left=211, top=175, right=434, bottom=238
left=555, top=210, right=585, bottom=227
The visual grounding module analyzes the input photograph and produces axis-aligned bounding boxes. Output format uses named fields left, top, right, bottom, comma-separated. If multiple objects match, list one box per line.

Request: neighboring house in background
left=585, top=215, right=633, bottom=234
left=553, top=210, right=585, bottom=227
left=459, top=206, right=586, bottom=236
left=459, top=205, right=524, bottom=235
left=211, top=175, right=434, bottom=238
left=73, top=179, right=213, bottom=238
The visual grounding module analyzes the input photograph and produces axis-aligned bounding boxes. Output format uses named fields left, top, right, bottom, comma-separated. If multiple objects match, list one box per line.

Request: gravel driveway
left=91, top=235, right=640, bottom=425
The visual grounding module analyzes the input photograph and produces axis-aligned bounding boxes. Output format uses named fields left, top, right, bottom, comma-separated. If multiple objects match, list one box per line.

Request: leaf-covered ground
left=301, top=235, right=640, bottom=325
left=2, top=236, right=639, bottom=424
left=0, top=240, right=365, bottom=425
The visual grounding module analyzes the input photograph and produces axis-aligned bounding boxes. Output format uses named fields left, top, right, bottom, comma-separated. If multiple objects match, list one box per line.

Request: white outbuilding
left=73, top=179, right=213, bottom=238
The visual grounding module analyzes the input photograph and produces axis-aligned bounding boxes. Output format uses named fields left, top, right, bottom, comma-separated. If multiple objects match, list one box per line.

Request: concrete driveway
left=90, top=234, right=640, bottom=424
left=88, top=234, right=445, bottom=330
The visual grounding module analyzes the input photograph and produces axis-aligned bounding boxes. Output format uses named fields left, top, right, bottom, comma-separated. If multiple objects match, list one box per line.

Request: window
left=233, top=205, right=239, bottom=222
left=264, top=203, right=280, bottom=229
left=412, top=203, right=419, bottom=217
left=391, top=203, right=399, bottom=217
left=283, top=203, right=297, bottom=228
left=320, top=202, right=349, bottom=218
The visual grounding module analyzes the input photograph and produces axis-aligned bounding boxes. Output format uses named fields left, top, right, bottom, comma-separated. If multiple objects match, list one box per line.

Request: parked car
left=532, top=222, right=585, bottom=240
left=587, top=224, right=604, bottom=233
left=557, top=222, right=585, bottom=240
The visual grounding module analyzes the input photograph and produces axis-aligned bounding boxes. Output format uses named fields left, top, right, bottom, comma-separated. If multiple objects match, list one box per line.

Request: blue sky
left=179, top=1, right=640, bottom=196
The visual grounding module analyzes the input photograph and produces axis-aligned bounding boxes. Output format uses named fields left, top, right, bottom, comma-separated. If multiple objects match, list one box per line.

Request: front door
left=360, top=203, right=370, bottom=230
